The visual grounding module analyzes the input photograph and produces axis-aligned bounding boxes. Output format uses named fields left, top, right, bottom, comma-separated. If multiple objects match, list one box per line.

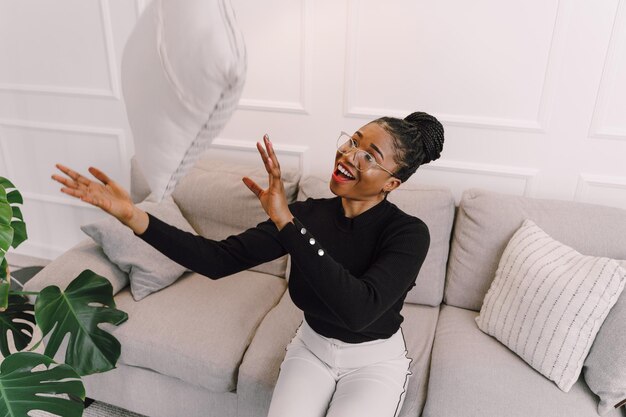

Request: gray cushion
left=584, top=267, right=626, bottom=415
left=297, top=175, right=455, bottom=306
left=423, top=304, right=625, bottom=417
left=80, top=195, right=197, bottom=301
left=172, top=159, right=300, bottom=278
left=445, top=188, right=626, bottom=311
left=83, top=362, right=237, bottom=417
left=22, top=239, right=129, bottom=304
left=94, top=269, right=287, bottom=393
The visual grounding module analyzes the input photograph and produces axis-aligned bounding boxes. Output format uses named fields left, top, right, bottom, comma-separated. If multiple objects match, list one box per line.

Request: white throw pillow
left=122, top=0, right=246, bottom=203
left=475, top=219, right=626, bottom=392
left=80, top=195, right=197, bottom=301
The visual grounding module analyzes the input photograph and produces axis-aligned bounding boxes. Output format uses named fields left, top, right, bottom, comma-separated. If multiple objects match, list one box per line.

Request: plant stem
left=10, top=291, right=39, bottom=295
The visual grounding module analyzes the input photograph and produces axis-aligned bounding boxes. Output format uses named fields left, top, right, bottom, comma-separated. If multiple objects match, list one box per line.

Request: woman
left=51, top=111, right=444, bottom=417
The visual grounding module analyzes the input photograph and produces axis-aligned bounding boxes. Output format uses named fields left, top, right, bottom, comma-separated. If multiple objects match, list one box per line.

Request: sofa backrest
left=298, top=176, right=455, bottom=306
left=170, top=158, right=301, bottom=278
left=445, top=188, right=626, bottom=312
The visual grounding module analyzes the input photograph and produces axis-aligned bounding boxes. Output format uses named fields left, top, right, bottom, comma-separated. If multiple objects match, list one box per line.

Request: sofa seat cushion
left=396, top=303, right=440, bottom=417
left=236, top=290, right=440, bottom=417
left=100, top=269, right=287, bottom=393
left=423, top=304, right=625, bottom=417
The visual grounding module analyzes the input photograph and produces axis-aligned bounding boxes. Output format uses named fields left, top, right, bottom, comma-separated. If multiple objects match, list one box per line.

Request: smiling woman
left=51, top=111, right=444, bottom=417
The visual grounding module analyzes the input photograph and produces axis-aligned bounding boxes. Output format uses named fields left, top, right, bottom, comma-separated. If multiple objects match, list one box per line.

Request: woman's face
left=329, top=122, right=402, bottom=201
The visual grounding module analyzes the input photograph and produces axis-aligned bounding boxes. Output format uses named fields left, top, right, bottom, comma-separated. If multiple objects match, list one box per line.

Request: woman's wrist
left=275, top=214, right=295, bottom=231
left=124, top=205, right=150, bottom=235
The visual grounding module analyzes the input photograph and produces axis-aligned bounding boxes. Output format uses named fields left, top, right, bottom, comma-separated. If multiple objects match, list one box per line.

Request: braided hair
left=372, top=111, right=444, bottom=183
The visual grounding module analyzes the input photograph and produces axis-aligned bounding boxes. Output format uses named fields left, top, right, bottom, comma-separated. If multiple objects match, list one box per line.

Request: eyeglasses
left=336, top=131, right=395, bottom=176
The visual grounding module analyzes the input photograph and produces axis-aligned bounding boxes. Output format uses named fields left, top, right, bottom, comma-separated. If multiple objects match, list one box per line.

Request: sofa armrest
left=22, top=238, right=129, bottom=304
left=236, top=289, right=303, bottom=417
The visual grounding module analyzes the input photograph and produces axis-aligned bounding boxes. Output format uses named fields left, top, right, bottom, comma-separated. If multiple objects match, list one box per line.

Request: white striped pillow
left=475, top=219, right=626, bottom=392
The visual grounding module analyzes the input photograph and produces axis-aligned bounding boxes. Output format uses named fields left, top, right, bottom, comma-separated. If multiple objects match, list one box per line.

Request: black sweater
left=134, top=196, right=430, bottom=343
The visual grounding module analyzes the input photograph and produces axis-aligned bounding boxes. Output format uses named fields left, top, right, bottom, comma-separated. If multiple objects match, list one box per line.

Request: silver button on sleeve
left=300, top=228, right=307, bottom=234
left=309, top=238, right=315, bottom=245
left=318, top=249, right=324, bottom=256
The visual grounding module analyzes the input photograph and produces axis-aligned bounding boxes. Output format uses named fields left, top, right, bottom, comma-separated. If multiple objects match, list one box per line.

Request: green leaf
left=0, top=186, right=6, bottom=204
left=0, top=282, right=8, bottom=312
left=35, top=269, right=128, bottom=376
left=10, top=220, right=26, bottom=249
left=0, top=294, right=36, bottom=357
left=0, top=352, right=85, bottom=417
left=6, top=190, right=22, bottom=205
left=11, top=205, right=23, bottom=222
left=0, top=258, right=6, bottom=280
left=0, top=177, right=15, bottom=190
left=0, top=202, right=10, bottom=226
left=0, top=224, right=13, bottom=253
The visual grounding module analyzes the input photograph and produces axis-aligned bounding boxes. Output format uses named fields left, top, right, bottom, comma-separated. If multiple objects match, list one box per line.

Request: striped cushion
left=475, top=219, right=626, bottom=392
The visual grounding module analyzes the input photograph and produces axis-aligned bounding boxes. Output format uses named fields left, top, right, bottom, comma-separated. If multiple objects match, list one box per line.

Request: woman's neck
left=340, top=195, right=385, bottom=218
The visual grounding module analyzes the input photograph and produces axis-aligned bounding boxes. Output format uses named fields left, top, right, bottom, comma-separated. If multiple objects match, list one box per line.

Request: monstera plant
left=0, top=176, right=128, bottom=416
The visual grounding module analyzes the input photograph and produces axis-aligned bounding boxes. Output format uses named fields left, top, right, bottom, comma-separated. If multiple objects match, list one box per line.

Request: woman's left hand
left=242, top=134, right=294, bottom=230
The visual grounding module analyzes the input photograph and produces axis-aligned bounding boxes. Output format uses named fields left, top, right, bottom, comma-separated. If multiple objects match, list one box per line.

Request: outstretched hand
left=51, top=163, right=135, bottom=224
left=242, top=134, right=294, bottom=230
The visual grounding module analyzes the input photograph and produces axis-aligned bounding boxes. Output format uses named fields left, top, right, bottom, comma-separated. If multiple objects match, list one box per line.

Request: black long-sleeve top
left=134, top=196, right=430, bottom=343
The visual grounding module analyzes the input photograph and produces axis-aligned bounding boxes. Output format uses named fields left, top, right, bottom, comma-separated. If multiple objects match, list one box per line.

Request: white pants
left=267, top=319, right=412, bottom=417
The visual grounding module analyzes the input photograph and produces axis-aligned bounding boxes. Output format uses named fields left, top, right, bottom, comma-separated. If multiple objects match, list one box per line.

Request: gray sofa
left=24, top=156, right=626, bottom=417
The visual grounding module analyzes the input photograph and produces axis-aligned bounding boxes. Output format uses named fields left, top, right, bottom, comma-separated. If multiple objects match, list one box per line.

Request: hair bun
left=404, top=112, right=444, bottom=163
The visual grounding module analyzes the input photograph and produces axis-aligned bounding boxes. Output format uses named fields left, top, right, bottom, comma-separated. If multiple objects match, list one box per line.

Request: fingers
left=54, top=163, right=90, bottom=187
left=256, top=135, right=282, bottom=180
left=88, top=166, right=112, bottom=185
left=264, top=135, right=281, bottom=171
left=242, top=177, right=263, bottom=198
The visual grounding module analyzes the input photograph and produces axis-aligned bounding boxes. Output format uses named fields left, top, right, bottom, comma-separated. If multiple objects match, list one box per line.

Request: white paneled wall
left=0, top=0, right=625, bottom=261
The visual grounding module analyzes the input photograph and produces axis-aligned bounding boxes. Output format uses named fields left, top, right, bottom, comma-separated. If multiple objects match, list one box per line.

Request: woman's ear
left=383, top=177, right=402, bottom=193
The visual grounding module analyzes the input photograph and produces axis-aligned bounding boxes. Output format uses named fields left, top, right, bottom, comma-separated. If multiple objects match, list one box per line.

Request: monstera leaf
left=0, top=294, right=36, bottom=357
left=0, top=351, right=85, bottom=417
left=0, top=177, right=27, bottom=282
left=35, top=269, right=128, bottom=376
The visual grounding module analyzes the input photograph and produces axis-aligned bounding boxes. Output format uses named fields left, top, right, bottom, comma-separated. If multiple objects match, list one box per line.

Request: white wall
left=1, top=0, right=625, bottom=261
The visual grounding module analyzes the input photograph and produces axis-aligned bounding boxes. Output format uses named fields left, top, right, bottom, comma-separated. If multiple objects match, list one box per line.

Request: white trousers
left=267, top=319, right=412, bottom=417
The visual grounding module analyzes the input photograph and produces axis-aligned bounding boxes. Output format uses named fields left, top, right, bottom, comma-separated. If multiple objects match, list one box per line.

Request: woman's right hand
left=51, top=163, right=136, bottom=224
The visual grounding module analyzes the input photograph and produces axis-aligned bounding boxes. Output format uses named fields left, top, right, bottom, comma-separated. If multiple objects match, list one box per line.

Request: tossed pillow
left=475, top=219, right=626, bottom=392
left=80, top=195, right=197, bottom=301
left=123, top=0, right=246, bottom=203
left=583, top=271, right=626, bottom=415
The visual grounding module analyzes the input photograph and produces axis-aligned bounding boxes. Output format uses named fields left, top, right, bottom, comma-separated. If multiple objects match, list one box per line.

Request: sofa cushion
left=83, top=363, right=238, bottom=417
left=584, top=283, right=626, bottom=415
left=297, top=175, right=455, bottom=306
left=475, top=219, right=626, bottom=392
left=123, top=0, right=246, bottom=203
left=22, top=239, right=129, bottom=304
left=171, top=159, right=300, bottom=278
left=236, top=289, right=440, bottom=417
left=423, top=304, right=625, bottom=417
left=445, top=188, right=626, bottom=311
left=93, top=269, right=286, bottom=393
left=80, top=195, right=197, bottom=301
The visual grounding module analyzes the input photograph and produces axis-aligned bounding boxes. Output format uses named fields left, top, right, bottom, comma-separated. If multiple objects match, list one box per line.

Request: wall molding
left=420, top=159, right=539, bottom=196
left=210, top=137, right=310, bottom=174
left=237, top=0, right=312, bottom=115
left=0, top=0, right=120, bottom=100
left=343, top=0, right=568, bottom=133
left=588, top=0, right=626, bottom=141
left=574, top=173, right=626, bottom=202
left=0, top=119, right=129, bottom=192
